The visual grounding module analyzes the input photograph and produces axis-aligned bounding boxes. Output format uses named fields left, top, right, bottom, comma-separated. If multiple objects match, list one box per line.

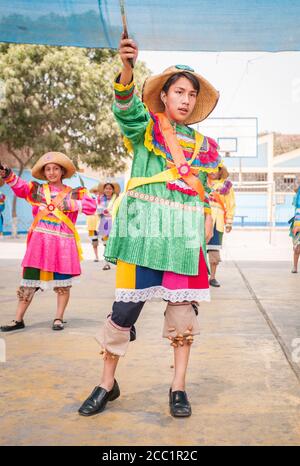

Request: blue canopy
left=0, top=0, right=299, bottom=51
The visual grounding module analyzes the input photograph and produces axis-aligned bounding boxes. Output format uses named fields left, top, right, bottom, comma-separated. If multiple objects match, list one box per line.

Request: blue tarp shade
left=0, top=1, right=300, bottom=51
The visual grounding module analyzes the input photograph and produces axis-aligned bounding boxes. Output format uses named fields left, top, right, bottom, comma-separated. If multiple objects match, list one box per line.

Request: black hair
left=162, top=72, right=200, bottom=95
left=43, top=164, right=66, bottom=179
left=104, top=183, right=115, bottom=191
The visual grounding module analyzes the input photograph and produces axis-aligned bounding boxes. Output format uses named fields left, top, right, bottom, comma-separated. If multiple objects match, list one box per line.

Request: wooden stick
left=119, top=0, right=134, bottom=68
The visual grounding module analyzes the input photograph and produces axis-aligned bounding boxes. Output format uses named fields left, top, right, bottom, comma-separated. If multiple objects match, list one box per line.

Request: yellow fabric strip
left=112, top=127, right=204, bottom=221
left=188, top=131, right=204, bottom=166
left=114, top=78, right=135, bottom=93
left=112, top=166, right=180, bottom=220
left=116, top=260, right=136, bottom=289
left=86, top=214, right=99, bottom=231
left=44, top=184, right=83, bottom=262
left=54, top=208, right=83, bottom=261
left=40, top=270, right=53, bottom=282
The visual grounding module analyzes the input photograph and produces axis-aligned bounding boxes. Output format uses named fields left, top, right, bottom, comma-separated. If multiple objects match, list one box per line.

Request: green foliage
left=0, top=43, right=150, bottom=173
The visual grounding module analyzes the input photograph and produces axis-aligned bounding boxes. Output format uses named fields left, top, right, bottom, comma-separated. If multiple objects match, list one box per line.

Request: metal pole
left=268, top=181, right=276, bottom=245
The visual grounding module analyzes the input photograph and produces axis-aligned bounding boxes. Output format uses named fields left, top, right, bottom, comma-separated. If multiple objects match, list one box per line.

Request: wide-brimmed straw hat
left=98, top=181, right=121, bottom=195
left=31, top=152, right=76, bottom=180
left=142, top=64, right=219, bottom=125
left=89, top=184, right=100, bottom=194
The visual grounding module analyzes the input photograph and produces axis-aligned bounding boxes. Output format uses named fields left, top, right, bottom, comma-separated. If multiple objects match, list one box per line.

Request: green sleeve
left=113, top=75, right=150, bottom=146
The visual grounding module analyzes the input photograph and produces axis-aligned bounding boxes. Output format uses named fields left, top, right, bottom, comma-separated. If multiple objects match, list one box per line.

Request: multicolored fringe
left=21, top=267, right=75, bottom=290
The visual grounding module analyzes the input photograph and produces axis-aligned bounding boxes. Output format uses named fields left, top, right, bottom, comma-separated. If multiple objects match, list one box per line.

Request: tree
left=0, top=43, right=150, bottom=235
left=0, top=43, right=149, bottom=171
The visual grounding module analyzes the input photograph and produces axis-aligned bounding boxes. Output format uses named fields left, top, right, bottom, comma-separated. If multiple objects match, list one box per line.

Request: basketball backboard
left=195, top=117, right=258, bottom=158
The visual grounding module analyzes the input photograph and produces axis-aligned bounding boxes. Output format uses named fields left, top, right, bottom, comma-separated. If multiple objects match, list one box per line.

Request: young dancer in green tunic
left=79, top=34, right=223, bottom=418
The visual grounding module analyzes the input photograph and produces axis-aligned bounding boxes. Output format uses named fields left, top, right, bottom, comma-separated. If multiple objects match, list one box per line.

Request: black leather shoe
left=169, top=389, right=192, bottom=417
left=209, top=278, right=221, bottom=287
left=0, top=320, right=25, bottom=332
left=78, top=380, right=120, bottom=416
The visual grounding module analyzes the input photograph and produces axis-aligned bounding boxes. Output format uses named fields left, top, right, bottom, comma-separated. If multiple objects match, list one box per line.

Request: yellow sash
left=43, top=184, right=83, bottom=261
left=27, top=184, right=83, bottom=261
left=105, top=193, right=117, bottom=214
left=112, top=127, right=204, bottom=219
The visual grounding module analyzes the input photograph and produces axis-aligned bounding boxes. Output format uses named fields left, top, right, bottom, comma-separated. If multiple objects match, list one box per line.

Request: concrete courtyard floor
left=0, top=229, right=300, bottom=446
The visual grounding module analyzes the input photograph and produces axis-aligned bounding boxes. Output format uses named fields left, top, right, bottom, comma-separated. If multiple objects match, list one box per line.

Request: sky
left=139, top=50, right=300, bottom=136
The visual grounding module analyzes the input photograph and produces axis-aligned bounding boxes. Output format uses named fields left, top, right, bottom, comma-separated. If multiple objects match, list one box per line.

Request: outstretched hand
left=0, top=163, right=10, bottom=178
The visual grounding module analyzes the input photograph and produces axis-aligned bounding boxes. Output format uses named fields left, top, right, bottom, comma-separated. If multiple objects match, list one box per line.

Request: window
left=256, top=173, right=267, bottom=182
left=284, top=174, right=296, bottom=184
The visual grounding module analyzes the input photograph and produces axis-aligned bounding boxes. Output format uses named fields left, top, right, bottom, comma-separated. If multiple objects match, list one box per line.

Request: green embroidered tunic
left=105, top=78, right=223, bottom=276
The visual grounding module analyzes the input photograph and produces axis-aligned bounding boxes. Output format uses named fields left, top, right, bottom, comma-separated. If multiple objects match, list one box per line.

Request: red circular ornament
left=177, top=163, right=191, bottom=176
left=47, top=203, right=55, bottom=212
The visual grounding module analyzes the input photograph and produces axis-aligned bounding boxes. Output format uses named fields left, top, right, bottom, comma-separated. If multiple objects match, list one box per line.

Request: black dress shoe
left=209, top=278, right=221, bottom=287
left=0, top=320, right=25, bottom=332
left=78, top=380, right=120, bottom=416
left=169, top=389, right=192, bottom=417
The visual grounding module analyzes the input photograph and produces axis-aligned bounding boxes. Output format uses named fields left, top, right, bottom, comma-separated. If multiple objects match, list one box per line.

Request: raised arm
left=113, top=35, right=150, bottom=146
left=0, top=165, right=32, bottom=199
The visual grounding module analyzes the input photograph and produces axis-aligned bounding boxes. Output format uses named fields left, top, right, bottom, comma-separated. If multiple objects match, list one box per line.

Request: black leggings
left=110, top=300, right=146, bottom=342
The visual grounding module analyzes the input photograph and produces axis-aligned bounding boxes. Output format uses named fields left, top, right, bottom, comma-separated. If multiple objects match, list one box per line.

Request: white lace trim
left=115, top=286, right=210, bottom=303
left=207, top=245, right=222, bottom=250
left=20, top=278, right=74, bottom=290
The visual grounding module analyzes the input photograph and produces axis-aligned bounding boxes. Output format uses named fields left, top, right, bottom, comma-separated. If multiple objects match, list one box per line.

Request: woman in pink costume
left=0, top=152, right=96, bottom=331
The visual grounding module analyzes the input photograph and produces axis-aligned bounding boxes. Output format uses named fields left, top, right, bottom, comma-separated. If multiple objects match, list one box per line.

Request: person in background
left=289, top=184, right=300, bottom=273
left=0, top=179, right=6, bottom=237
left=207, top=166, right=235, bottom=287
left=97, top=182, right=120, bottom=271
left=0, top=153, right=96, bottom=332
left=78, top=33, right=223, bottom=419
left=86, top=185, right=101, bottom=262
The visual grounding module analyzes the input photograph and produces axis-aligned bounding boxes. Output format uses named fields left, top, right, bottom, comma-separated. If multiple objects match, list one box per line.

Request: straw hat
left=142, top=65, right=219, bottom=125
left=31, top=152, right=76, bottom=180
left=90, top=184, right=100, bottom=194
left=98, top=181, right=121, bottom=195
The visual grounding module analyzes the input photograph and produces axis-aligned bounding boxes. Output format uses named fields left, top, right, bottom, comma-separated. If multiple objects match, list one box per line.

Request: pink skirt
left=22, top=230, right=81, bottom=276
